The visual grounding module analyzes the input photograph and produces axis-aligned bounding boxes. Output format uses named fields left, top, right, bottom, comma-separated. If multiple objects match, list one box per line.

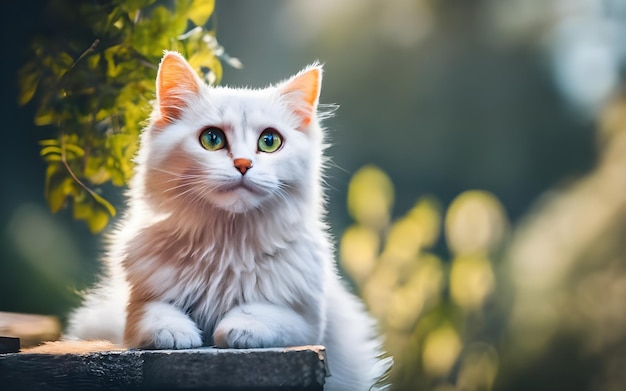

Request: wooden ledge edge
left=16, top=340, right=326, bottom=357
left=0, top=343, right=328, bottom=390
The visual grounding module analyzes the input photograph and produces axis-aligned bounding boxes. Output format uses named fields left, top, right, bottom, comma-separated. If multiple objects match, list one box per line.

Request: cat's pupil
left=208, top=132, right=220, bottom=145
left=263, top=134, right=274, bottom=146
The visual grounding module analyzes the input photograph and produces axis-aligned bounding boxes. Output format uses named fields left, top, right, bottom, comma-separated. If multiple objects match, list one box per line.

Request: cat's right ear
left=155, top=51, right=202, bottom=127
left=279, top=64, right=322, bottom=130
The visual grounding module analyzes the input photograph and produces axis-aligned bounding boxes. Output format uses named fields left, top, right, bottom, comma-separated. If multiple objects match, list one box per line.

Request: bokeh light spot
left=422, top=325, right=462, bottom=377
left=340, top=225, right=380, bottom=284
left=445, top=190, right=508, bottom=256
left=450, top=255, right=495, bottom=310
left=347, top=165, right=394, bottom=231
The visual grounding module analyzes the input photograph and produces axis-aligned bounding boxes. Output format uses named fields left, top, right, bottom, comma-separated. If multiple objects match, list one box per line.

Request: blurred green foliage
left=18, top=0, right=239, bottom=232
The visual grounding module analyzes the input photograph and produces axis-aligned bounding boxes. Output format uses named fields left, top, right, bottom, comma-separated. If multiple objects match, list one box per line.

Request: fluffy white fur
left=66, top=52, right=391, bottom=390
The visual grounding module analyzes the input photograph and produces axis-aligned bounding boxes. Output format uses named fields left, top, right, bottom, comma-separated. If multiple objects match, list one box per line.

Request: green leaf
left=132, top=6, right=182, bottom=57
left=39, top=139, right=61, bottom=147
left=84, top=155, right=111, bottom=185
left=43, top=154, right=63, bottom=163
left=63, top=143, right=85, bottom=158
left=108, top=164, right=127, bottom=187
left=87, top=53, right=101, bottom=70
left=40, top=145, right=63, bottom=157
left=88, top=208, right=109, bottom=233
left=18, top=65, right=41, bottom=106
left=56, top=52, right=75, bottom=78
left=72, top=197, right=92, bottom=220
left=104, top=46, right=123, bottom=78
left=45, top=164, right=70, bottom=213
left=91, top=190, right=116, bottom=217
left=188, top=0, right=214, bottom=26
left=189, top=46, right=222, bottom=84
left=34, top=105, right=55, bottom=126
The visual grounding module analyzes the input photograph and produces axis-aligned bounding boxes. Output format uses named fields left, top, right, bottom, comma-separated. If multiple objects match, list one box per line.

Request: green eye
left=258, top=128, right=283, bottom=153
left=200, top=127, right=226, bottom=151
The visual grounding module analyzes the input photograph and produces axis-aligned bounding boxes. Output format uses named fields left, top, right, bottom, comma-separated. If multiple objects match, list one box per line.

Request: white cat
left=66, top=51, right=391, bottom=390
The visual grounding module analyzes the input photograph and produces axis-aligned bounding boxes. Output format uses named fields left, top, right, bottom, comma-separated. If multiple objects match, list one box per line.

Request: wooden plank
left=0, top=344, right=328, bottom=390
left=0, top=312, right=61, bottom=348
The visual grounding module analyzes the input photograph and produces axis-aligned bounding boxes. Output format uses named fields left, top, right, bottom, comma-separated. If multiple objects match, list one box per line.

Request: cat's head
left=136, top=52, right=326, bottom=215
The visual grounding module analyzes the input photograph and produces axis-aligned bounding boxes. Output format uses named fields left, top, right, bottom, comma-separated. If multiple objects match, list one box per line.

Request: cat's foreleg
left=124, top=301, right=203, bottom=349
left=213, top=302, right=322, bottom=348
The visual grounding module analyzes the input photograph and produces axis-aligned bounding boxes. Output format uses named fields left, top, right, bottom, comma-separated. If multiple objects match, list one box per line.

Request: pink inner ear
left=156, top=52, right=201, bottom=126
left=280, top=67, right=321, bottom=128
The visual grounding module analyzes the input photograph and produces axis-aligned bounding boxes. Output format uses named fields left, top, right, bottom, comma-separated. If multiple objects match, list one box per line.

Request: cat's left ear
left=279, top=64, right=322, bottom=130
left=155, top=51, right=203, bottom=126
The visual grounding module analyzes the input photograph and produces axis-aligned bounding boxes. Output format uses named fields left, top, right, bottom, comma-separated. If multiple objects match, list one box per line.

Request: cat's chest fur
left=120, top=207, right=325, bottom=339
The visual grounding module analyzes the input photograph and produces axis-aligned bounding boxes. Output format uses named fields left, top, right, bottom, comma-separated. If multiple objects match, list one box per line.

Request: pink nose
left=233, top=158, right=252, bottom=175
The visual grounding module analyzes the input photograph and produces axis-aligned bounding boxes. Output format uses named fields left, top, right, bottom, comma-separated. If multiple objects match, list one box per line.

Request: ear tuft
left=156, top=51, right=202, bottom=126
left=279, top=64, right=322, bottom=129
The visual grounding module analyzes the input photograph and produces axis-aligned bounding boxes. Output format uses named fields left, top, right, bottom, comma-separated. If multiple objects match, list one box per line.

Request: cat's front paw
left=213, top=313, right=275, bottom=348
left=152, top=320, right=203, bottom=349
left=129, top=302, right=203, bottom=349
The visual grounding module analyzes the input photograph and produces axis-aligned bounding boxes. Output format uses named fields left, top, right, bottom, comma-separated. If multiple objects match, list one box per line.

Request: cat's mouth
left=215, top=180, right=264, bottom=196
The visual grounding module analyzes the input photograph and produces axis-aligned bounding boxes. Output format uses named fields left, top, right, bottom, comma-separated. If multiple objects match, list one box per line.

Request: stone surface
left=0, top=345, right=328, bottom=390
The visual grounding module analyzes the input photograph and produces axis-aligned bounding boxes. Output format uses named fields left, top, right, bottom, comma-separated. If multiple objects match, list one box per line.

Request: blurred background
left=3, top=0, right=626, bottom=390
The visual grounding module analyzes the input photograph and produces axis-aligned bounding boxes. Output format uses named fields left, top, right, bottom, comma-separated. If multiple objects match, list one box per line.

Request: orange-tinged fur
left=280, top=67, right=321, bottom=128
left=123, top=294, right=148, bottom=347
left=157, top=52, right=201, bottom=125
